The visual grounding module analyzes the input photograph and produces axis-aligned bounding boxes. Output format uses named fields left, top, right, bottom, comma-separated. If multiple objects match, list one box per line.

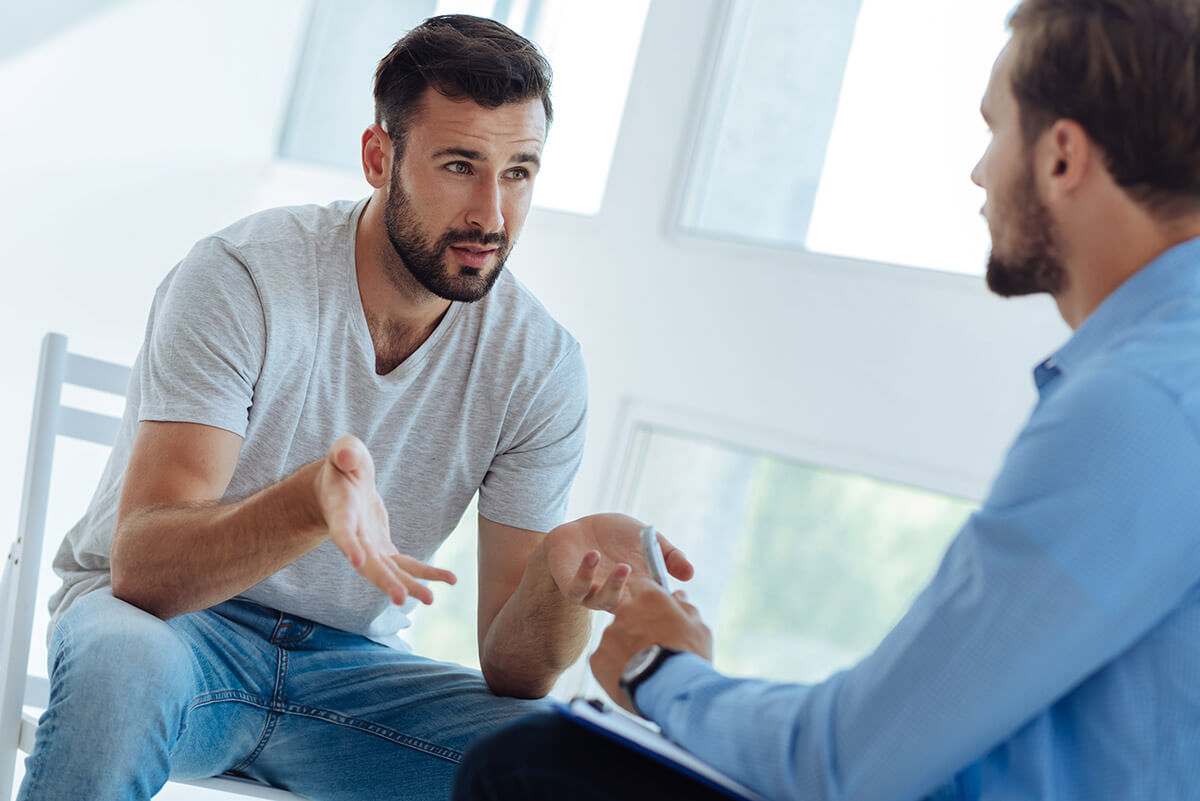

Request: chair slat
left=64, top=353, right=130, bottom=397
left=57, top=407, right=122, bottom=446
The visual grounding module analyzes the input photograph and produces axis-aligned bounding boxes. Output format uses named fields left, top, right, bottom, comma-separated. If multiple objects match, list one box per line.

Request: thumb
left=329, top=435, right=369, bottom=478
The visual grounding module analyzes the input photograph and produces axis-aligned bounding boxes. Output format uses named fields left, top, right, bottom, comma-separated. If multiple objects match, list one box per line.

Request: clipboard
left=555, top=698, right=770, bottom=801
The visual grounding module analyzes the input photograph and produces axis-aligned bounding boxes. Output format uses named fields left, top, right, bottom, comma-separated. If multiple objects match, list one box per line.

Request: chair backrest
left=0, top=334, right=302, bottom=800
left=0, top=332, right=129, bottom=797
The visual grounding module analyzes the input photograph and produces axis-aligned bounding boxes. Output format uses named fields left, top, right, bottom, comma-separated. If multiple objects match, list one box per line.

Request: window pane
left=279, top=0, right=649, bottom=215
left=680, top=0, right=1017, bottom=275
left=618, top=426, right=975, bottom=682
left=401, top=494, right=481, bottom=668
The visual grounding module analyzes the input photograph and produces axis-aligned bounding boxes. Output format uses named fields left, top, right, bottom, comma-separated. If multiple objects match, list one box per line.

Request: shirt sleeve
left=477, top=341, right=588, bottom=533
left=635, top=364, right=1200, bottom=801
left=138, top=236, right=267, bottom=437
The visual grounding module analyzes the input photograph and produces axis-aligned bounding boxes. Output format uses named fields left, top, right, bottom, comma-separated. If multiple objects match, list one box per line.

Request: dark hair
left=1007, top=0, right=1200, bottom=217
left=373, top=14, right=553, bottom=154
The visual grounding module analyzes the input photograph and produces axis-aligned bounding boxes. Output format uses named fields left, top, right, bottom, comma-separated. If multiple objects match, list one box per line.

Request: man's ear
left=361, top=124, right=392, bottom=189
left=1041, top=119, right=1092, bottom=201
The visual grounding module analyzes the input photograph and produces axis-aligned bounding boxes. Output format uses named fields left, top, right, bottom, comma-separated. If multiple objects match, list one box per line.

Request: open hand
left=316, top=435, right=456, bottom=605
left=545, top=513, right=694, bottom=611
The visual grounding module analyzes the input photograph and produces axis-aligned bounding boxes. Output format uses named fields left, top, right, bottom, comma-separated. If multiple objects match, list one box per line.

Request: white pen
left=638, top=524, right=671, bottom=590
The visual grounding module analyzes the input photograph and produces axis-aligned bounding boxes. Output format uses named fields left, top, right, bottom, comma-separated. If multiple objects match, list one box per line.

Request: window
left=612, top=424, right=974, bottom=682
left=402, top=496, right=482, bottom=669
left=279, top=0, right=650, bottom=215
left=680, top=0, right=1018, bottom=276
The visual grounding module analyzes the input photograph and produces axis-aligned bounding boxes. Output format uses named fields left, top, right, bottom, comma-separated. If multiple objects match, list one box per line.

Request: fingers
left=393, top=554, right=457, bottom=586
left=328, top=518, right=454, bottom=606
left=351, top=553, right=456, bottom=607
left=672, top=589, right=701, bottom=617
left=356, top=551, right=413, bottom=606
left=655, top=530, right=695, bottom=581
left=588, top=563, right=632, bottom=610
left=625, top=579, right=698, bottom=619
left=558, top=550, right=599, bottom=603
left=560, top=551, right=633, bottom=610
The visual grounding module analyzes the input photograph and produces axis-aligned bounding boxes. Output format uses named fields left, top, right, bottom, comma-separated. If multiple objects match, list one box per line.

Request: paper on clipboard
left=556, top=698, right=770, bottom=801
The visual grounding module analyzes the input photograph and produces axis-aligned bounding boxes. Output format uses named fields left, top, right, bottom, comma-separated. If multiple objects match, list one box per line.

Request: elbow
left=109, top=567, right=163, bottom=618
left=480, top=662, right=556, bottom=700
left=109, top=528, right=168, bottom=619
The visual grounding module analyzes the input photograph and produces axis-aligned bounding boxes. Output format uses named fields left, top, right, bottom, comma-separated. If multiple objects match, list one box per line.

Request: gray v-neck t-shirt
left=50, top=199, right=588, bottom=640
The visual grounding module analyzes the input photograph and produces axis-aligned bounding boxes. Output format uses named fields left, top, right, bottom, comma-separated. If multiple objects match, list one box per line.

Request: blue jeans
left=18, top=590, right=543, bottom=801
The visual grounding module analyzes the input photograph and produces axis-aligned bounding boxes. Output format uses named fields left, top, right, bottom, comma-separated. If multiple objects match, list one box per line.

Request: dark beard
left=383, top=170, right=510, bottom=303
left=985, top=162, right=1067, bottom=298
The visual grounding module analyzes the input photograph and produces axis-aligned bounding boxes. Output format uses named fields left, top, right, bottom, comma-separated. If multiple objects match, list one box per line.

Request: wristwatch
left=618, top=644, right=681, bottom=716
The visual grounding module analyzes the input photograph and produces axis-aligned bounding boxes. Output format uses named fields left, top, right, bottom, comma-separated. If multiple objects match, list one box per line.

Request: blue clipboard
left=555, top=698, right=770, bottom=801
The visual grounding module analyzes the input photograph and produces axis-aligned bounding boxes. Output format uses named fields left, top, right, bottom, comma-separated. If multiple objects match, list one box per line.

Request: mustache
left=439, top=229, right=507, bottom=248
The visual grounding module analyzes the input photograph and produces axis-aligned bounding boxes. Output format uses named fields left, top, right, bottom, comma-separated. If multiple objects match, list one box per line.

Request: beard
left=383, top=166, right=511, bottom=303
left=985, top=159, right=1067, bottom=298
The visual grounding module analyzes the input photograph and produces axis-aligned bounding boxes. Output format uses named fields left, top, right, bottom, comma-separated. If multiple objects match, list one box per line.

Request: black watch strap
left=619, top=645, right=681, bottom=716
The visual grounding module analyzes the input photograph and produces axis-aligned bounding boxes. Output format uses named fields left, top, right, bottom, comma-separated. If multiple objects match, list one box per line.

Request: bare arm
left=476, top=512, right=696, bottom=699
left=476, top=515, right=592, bottom=699
left=111, top=421, right=453, bottom=620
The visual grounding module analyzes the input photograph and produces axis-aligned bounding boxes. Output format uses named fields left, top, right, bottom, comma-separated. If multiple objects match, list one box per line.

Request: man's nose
left=466, top=178, right=505, bottom=234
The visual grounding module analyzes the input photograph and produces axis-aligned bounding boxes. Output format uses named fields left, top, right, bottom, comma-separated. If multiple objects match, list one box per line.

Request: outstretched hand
left=544, top=513, right=695, bottom=611
left=316, top=435, right=456, bottom=606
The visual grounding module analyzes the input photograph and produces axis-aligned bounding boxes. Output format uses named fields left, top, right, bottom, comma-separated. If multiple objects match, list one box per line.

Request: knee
left=51, top=590, right=193, bottom=699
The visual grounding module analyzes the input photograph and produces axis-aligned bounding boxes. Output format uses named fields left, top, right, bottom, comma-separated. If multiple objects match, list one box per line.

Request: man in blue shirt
left=452, top=0, right=1200, bottom=798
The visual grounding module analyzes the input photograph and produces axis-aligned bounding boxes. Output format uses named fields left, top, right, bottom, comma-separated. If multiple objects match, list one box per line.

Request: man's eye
left=508, top=167, right=530, bottom=180
left=447, top=162, right=472, bottom=174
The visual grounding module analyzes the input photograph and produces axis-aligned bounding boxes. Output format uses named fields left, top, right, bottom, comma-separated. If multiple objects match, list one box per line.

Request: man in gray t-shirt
left=19, top=15, right=692, bottom=801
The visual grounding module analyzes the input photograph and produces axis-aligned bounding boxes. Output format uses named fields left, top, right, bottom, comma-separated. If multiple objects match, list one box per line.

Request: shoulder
left=168, top=199, right=362, bottom=306
left=1097, top=296, right=1200, bottom=415
left=475, top=269, right=582, bottom=370
left=207, top=200, right=362, bottom=256
left=990, top=328, right=1200, bottom=510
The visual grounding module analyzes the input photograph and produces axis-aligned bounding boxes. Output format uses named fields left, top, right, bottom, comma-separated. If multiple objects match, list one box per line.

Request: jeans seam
left=269, top=701, right=464, bottom=764
left=227, top=645, right=289, bottom=774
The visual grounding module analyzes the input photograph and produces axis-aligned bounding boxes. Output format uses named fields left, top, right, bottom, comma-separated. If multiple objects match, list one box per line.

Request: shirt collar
left=1033, top=235, right=1200, bottom=392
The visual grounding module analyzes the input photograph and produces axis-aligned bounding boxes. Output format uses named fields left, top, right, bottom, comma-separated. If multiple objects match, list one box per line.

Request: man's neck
left=355, top=193, right=452, bottom=373
left=1056, top=209, right=1200, bottom=329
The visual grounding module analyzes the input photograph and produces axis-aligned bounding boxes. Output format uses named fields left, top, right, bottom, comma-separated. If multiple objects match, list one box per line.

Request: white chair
left=0, top=333, right=303, bottom=800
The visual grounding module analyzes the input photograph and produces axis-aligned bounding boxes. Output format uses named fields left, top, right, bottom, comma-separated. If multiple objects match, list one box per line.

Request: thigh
left=454, top=712, right=737, bottom=801
left=243, top=643, right=547, bottom=801
left=163, top=600, right=285, bottom=780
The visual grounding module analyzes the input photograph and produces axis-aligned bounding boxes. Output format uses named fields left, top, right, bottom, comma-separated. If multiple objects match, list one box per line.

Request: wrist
left=522, top=536, right=562, bottom=599
left=298, top=458, right=333, bottom=534
left=619, top=644, right=681, bottom=717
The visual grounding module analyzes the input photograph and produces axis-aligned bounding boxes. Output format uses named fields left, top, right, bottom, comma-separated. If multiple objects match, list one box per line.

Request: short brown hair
left=1008, top=0, right=1200, bottom=216
left=373, top=14, right=553, bottom=154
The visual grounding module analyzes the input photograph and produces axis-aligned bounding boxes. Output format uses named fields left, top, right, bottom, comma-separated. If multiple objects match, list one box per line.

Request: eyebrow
left=432, top=147, right=541, bottom=168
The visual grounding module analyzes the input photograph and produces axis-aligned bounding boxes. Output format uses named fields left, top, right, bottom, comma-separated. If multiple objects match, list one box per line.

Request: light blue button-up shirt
left=638, top=238, right=1200, bottom=800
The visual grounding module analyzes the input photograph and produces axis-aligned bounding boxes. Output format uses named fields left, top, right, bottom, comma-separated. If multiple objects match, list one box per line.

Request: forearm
left=110, top=460, right=328, bottom=619
left=480, top=540, right=591, bottom=698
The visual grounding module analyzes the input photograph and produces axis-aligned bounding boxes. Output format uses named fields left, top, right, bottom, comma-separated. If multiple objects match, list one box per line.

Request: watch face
left=621, top=645, right=662, bottom=683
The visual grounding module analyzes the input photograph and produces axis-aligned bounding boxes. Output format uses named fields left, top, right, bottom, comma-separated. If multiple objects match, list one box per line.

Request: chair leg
left=0, top=550, right=20, bottom=801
